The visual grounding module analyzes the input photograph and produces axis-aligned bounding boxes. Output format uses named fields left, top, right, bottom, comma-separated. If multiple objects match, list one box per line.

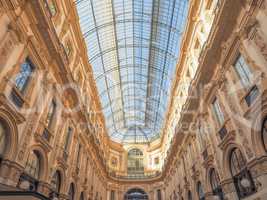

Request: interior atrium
left=0, top=0, right=267, bottom=199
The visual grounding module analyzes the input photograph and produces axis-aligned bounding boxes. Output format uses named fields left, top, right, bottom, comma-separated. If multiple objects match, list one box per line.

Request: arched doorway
left=127, top=148, right=144, bottom=174
left=124, top=188, right=148, bottom=200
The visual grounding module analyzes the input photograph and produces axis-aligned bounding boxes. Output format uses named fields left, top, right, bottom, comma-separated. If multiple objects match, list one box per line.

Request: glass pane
left=15, top=58, right=34, bottom=92
left=234, top=54, right=252, bottom=88
left=212, top=98, right=224, bottom=126
left=198, top=182, right=205, bottom=198
left=75, top=0, right=189, bottom=143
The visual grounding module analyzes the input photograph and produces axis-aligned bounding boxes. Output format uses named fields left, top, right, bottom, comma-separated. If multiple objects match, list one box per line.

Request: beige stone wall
left=0, top=0, right=107, bottom=199
left=1, top=0, right=267, bottom=200
left=163, top=0, right=267, bottom=199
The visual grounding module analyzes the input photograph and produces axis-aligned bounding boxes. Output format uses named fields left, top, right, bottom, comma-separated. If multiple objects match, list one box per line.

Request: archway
left=127, top=148, right=144, bottom=174
left=124, top=188, right=148, bottom=200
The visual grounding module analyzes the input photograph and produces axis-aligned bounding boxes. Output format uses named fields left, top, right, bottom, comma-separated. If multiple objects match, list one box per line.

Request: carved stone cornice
left=0, top=96, right=25, bottom=123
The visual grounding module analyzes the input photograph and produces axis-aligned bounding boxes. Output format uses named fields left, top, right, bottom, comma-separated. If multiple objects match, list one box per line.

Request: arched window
left=127, top=148, right=144, bottom=174
left=157, top=189, right=162, bottom=200
left=68, top=183, right=75, bottom=200
left=261, top=117, right=267, bottom=152
left=45, top=100, right=56, bottom=129
left=187, top=191, right=192, bottom=200
left=124, top=188, right=148, bottom=200
left=197, top=182, right=205, bottom=200
left=230, top=148, right=247, bottom=176
left=229, top=148, right=256, bottom=198
left=51, top=171, right=61, bottom=194
left=63, top=126, right=73, bottom=161
left=209, top=168, right=223, bottom=200
left=110, top=190, right=115, bottom=200
left=173, top=190, right=178, bottom=200
left=128, top=148, right=143, bottom=156
left=18, top=150, right=41, bottom=191
left=25, top=151, right=40, bottom=179
left=0, top=120, right=7, bottom=160
left=80, top=192, right=85, bottom=200
left=233, top=54, right=252, bottom=88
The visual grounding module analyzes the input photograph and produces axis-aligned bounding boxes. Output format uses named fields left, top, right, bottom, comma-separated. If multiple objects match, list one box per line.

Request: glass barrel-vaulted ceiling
left=75, top=0, right=189, bottom=143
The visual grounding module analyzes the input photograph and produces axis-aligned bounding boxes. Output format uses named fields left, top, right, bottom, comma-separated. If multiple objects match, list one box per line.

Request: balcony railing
left=108, top=170, right=161, bottom=180
left=127, top=167, right=144, bottom=172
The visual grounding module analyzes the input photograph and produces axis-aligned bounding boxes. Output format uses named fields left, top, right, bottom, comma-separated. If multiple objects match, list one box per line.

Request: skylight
left=75, top=0, right=189, bottom=143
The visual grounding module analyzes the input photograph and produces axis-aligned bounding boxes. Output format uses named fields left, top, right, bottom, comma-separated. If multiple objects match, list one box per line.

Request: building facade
left=0, top=0, right=267, bottom=200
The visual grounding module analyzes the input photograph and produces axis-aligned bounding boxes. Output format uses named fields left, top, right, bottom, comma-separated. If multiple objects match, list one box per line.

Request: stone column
left=149, top=190, right=154, bottom=200
left=106, top=190, right=110, bottom=200
left=162, top=188, right=166, bottom=200
left=38, top=181, right=51, bottom=197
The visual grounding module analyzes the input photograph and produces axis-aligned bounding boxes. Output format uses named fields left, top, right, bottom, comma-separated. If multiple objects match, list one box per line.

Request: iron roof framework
left=75, top=0, right=189, bottom=143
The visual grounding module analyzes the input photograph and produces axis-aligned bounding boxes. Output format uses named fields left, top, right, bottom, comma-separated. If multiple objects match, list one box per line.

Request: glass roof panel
left=75, top=0, right=189, bottom=144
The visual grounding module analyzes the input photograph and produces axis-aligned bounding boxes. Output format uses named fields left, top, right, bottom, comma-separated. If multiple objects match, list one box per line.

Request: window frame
left=64, top=126, right=73, bottom=152
left=229, top=148, right=256, bottom=199
left=79, top=192, right=85, bottom=200
left=25, top=151, right=40, bottom=180
left=15, top=57, right=35, bottom=94
left=233, top=54, right=252, bottom=89
left=209, top=168, right=224, bottom=200
left=157, top=189, right=162, bottom=200
left=210, top=168, right=220, bottom=191
left=212, top=98, right=224, bottom=126
left=110, top=190, right=115, bottom=200
left=188, top=190, right=192, bottom=200
left=68, top=183, right=75, bottom=200
left=197, top=181, right=205, bottom=200
left=45, top=99, right=57, bottom=129
left=51, top=170, right=61, bottom=194
left=229, top=148, right=246, bottom=176
left=127, top=148, right=144, bottom=173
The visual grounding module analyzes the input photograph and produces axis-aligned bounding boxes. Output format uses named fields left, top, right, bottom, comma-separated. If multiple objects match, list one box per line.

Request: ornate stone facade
left=0, top=0, right=267, bottom=200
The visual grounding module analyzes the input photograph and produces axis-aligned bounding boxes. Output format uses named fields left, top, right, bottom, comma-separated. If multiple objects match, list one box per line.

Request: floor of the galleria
left=1, top=0, right=267, bottom=199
